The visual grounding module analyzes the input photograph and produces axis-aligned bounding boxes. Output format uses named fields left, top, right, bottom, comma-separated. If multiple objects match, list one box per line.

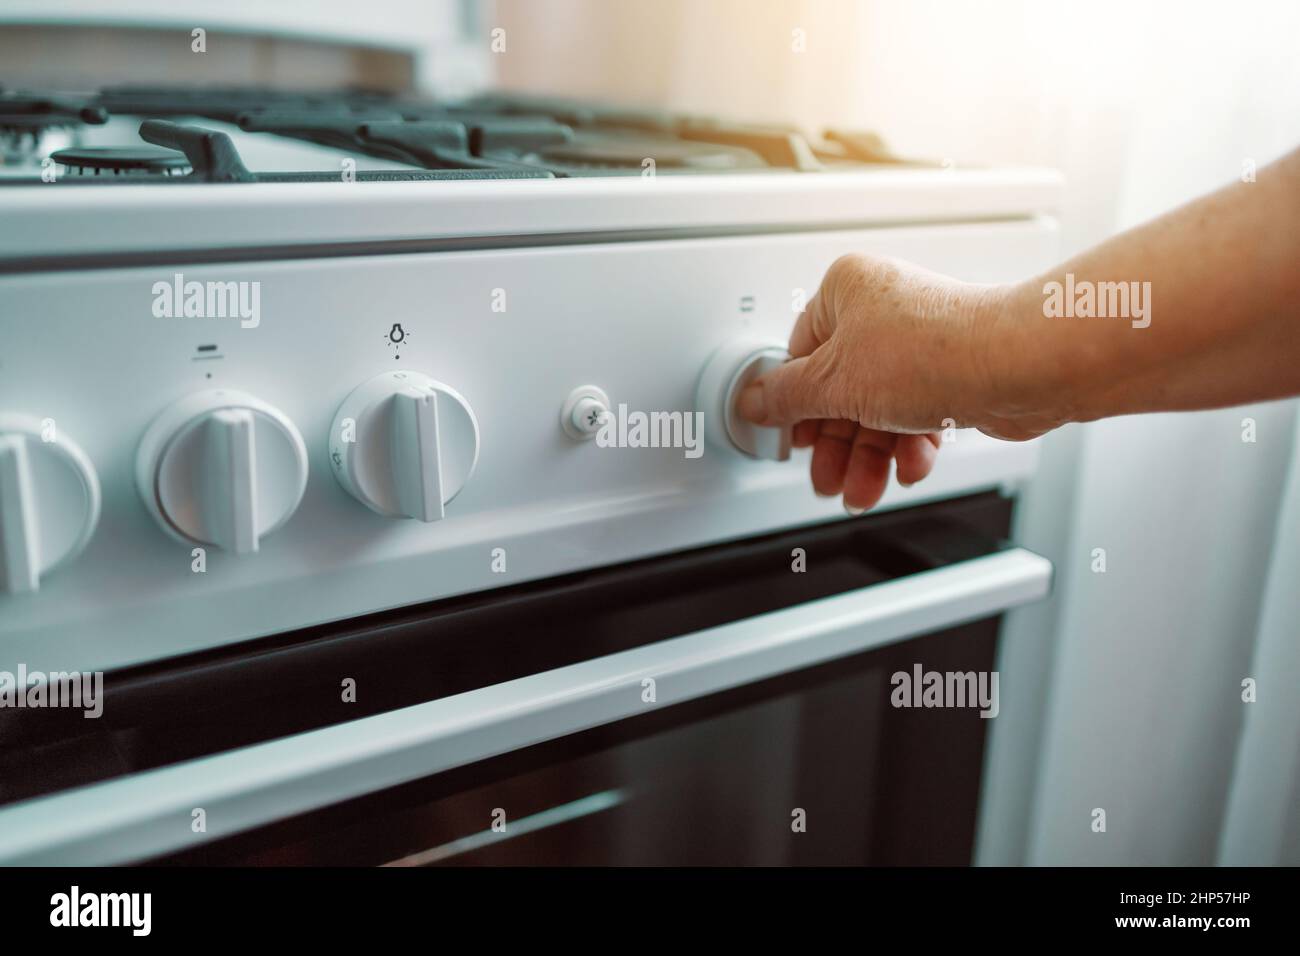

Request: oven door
left=0, top=492, right=1050, bottom=866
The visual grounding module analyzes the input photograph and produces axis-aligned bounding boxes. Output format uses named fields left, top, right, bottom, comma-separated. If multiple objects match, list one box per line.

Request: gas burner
left=50, top=146, right=191, bottom=176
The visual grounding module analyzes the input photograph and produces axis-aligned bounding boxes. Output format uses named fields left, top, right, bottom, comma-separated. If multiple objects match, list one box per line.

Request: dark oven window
left=163, top=618, right=999, bottom=866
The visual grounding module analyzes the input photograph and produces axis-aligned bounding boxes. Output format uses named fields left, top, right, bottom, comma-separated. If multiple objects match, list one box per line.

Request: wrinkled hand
left=736, top=253, right=1021, bottom=513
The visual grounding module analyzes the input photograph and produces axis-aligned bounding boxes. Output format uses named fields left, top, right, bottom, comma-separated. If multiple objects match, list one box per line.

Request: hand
left=736, top=253, right=1029, bottom=513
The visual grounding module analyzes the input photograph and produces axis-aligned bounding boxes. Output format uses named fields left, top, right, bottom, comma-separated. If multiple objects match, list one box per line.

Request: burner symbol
left=331, top=449, right=342, bottom=469
left=586, top=409, right=605, bottom=428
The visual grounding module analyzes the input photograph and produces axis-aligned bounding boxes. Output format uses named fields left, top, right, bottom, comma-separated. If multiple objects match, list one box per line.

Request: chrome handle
left=0, top=547, right=1051, bottom=865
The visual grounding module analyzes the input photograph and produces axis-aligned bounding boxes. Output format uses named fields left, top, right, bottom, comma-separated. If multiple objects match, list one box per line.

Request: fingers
left=809, top=419, right=857, bottom=496
left=740, top=258, right=847, bottom=425
left=893, top=433, right=941, bottom=485
left=804, top=422, right=924, bottom=512
left=736, top=351, right=840, bottom=427
left=798, top=424, right=940, bottom=514
left=842, top=429, right=896, bottom=513
left=735, top=251, right=948, bottom=513
left=791, top=419, right=821, bottom=448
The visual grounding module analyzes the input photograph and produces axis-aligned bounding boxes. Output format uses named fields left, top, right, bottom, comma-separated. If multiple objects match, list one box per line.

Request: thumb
left=736, top=354, right=840, bottom=426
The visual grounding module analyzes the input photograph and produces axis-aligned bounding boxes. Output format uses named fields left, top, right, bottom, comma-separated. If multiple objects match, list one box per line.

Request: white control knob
left=0, top=414, right=101, bottom=594
left=329, top=371, right=479, bottom=521
left=136, top=390, right=308, bottom=553
left=696, top=338, right=793, bottom=460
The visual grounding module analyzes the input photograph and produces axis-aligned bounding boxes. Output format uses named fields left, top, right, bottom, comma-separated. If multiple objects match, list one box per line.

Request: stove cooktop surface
left=0, top=86, right=927, bottom=184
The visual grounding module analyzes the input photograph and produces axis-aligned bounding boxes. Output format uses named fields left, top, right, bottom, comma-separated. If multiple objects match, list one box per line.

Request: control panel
left=0, top=219, right=1054, bottom=673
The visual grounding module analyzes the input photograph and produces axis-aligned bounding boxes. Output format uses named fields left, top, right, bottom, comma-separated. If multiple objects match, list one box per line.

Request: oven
left=0, top=491, right=1049, bottom=865
left=0, top=81, right=1061, bottom=866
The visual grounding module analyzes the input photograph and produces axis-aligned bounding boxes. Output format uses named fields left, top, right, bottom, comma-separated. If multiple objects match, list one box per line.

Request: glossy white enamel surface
left=0, top=168, right=1062, bottom=261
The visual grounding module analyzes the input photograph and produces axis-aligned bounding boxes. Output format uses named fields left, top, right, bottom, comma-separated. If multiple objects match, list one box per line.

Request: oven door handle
left=0, top=546, right=1051, bottom=865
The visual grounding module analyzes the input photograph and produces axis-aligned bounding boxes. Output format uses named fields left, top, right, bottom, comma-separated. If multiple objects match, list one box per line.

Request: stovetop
left=0, top=86, right=923, bottom=185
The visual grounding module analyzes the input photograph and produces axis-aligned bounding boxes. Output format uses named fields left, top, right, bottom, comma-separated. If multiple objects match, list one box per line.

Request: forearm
left=982, top=147, right=1300, bottom=432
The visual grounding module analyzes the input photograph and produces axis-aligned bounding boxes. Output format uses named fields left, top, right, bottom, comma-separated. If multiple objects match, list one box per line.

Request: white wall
left=0, top=0, right=489, bottom=94
left=1020, top=403, right=1296, bottom=864
left=1005, top=0, right=1300, bottom=865
left=1219, top=413, right=1300, bottom=865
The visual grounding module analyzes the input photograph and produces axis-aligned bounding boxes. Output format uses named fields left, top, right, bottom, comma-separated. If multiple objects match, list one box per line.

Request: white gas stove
left=0, top=84, right=1059, bottom=866
left=0, top=87, right=1060, bottom=675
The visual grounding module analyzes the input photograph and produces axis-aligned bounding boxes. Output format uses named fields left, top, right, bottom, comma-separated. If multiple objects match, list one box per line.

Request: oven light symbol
left=384, top=323, right=409, bottom=359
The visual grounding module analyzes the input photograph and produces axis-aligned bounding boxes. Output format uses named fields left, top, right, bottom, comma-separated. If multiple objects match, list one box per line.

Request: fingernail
left=736, top=383, right=766, bottom=423
left=844, top=503, right=865, bottom=516
left=815, top=490, right=836, bottom=498
left=899, top=481, right=914, bottom=488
